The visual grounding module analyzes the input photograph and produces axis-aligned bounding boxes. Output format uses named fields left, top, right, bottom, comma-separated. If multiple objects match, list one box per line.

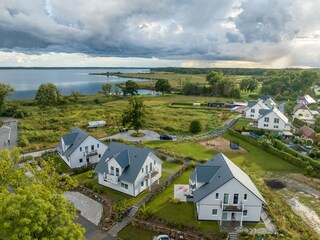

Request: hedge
left=272, top=139, right=320, bottom=170
left=226, top=129, right=309, bottom=169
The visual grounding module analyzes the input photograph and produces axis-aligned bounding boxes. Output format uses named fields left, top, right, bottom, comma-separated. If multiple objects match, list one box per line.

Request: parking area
left=103, top=130, right=160, bottom=142
left=0, top=117, right=18, bottom=150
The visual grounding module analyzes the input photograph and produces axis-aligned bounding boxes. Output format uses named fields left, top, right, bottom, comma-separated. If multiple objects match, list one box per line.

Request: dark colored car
left=159, top=134, right=173, bottom=140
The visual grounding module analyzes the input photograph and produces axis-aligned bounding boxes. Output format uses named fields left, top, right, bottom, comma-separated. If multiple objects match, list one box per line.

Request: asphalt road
left=0, top=117, right=18, bottom=150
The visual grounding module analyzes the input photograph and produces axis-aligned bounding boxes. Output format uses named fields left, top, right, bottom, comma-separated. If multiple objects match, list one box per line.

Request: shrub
left=189, top=119, right=202, bottom=133
left=18, top=135, right=29, bottom=147
left=86, top=170, right=96, bottom=179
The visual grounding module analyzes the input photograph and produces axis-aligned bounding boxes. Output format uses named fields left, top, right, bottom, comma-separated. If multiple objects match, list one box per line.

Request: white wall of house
left=196, top=178, right=263, bottom=222
left=61, top=136, right=107, bottom=169
left=97, top=153, right=162, bottom=197
left=257, top=111, right=287, bottom=131
left=245, top=104, right=267, bottom=120
left=293, top=109, right=314, bottom=122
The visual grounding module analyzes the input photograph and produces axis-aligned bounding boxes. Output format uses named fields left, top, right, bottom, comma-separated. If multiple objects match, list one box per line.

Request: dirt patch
left=199, top=136, right=247, bottom=153
left=288, top=197, right=320, bottom=234
left=264, top=179, right=286, bottom=189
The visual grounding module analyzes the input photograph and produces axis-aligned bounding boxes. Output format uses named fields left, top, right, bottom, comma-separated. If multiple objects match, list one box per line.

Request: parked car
left=160, top=134, right=176, bottom=140
left=156, top=235, right=170, bottom=240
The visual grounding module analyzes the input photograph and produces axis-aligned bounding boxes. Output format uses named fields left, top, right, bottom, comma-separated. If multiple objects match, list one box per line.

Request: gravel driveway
left=102, top=130, right=160, bottom=142
left=0, top=117, right=18, bottom=150
left=64, top=191, right=103, bottom=226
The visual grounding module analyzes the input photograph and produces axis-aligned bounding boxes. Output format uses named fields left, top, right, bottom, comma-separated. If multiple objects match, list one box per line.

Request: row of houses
left=244, top=96, right=290, bottom=131
left=57, top=127, right=265, bottom=225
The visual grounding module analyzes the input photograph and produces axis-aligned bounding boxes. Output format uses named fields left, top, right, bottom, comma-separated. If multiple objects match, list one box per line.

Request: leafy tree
left=206, top=71, right=224, bottom=96
left=155, top=79, right=171, bottom=94
left=240, top=78, right=259, bottom=92
left=0, top=83, right=14, bottom=111
left=122, top=80, right=139, bottom=96
left=70, top=90, right=80, bottom=102
left=100, top=83, right=112, bottom=97
left=0, top=149, right=84, bottom=239
left=35, top=83, right=59, bottom=107
left=121, top=96, right=147, bottom=133
left=189, top=119, right=202, bottom=133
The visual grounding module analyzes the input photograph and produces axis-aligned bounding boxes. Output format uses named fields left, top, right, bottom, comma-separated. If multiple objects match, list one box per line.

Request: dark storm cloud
left=0, top=0, right=319, bottom=65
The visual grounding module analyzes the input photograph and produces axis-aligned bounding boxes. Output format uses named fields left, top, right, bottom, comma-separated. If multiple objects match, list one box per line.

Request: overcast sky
left=0, top=0, right=319, bottom=68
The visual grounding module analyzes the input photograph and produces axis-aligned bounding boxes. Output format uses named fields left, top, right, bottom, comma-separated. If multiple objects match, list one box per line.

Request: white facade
left=195, top=178, right=263, bottom=223
left=97, top=153, right=162, bottom=197
left=257, top=109, right=289, bottom=131
left=245, top=102, right=269, bottom=120
left=58, top=136, right=107, bottom=169
left=293, top=108, right=314, bottom=123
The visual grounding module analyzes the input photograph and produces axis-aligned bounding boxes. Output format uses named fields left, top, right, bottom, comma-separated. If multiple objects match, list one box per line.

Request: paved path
left=260, top=209, right=277, bottom=234
left=102, top=130, right=160, bottom=142
left=64, top=191, right=103, bottom=226
left=0, top=117, right=18, bottom=150
left=76, top=215, right=115, bottom=240
left=23, top=148, right=56, bottom=158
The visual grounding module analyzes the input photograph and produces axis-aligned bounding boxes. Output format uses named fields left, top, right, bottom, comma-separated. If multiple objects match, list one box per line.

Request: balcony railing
left=221, top=201, right=243, bottom=212
left=145, top=167, right=160, bottom=179
left=85, top=150, right=98, bottom=157
left=104, top=174, right=119, bottom=184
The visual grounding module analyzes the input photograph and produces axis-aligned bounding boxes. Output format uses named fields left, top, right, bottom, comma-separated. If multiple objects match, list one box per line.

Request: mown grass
left=147, top=168, right=219, bottom=232
left=162, top=161, right=183, bottom=172
left=222, top=133, right=302, bottom=174
left=144, top=140, right=217, bottom=161
left=118, top=223, right=157, bottom=240
left=160, top=171, right=172, bottom=183
left=51, top=154, right=71, bottom=173
left=18, top=95, right=225, bottom=152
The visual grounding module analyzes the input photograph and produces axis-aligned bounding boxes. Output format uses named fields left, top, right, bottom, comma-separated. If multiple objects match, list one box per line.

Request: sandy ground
left=288, top=197, right=320, bottom=234
left=199, top=136, right=247, bottom=153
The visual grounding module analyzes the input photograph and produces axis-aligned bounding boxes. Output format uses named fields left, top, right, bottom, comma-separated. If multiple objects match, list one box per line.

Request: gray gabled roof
left=259, top=109, right=272, bottom=117
left=95, top=142, right=162, bottom=183
left=58, top=127, right=89, bottom=158
left=192, top=153, right=266, bottom=204
left=196, top=165, right=220, bottom=183
left=247, top=101, right=257, bottom=108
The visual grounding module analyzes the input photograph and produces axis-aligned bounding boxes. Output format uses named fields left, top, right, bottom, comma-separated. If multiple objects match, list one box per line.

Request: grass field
left=222, top=133, right=302, bottom=174
left=147, top=168, right=219, bottom=232
left=162, top=161, right=183, bottom=171
left=18, top=95, right=225, bottom=152
left=118, top=224, right=157, bottom=240
left=144, top=140, right=217, bottom=161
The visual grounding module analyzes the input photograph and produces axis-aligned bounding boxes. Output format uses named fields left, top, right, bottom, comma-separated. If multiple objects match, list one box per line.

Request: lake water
left=0, top=68, right=155, bottom=99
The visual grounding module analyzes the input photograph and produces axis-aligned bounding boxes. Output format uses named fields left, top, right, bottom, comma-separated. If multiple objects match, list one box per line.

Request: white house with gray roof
left=189, top=153, right=266, bottom=226
left=57, top=127, right=107, bottom=169
left=245, top=101, right=270, bottom=120
left=95, top=142, right=162, bottom=197
left=257, top=108, right=290, bottom=131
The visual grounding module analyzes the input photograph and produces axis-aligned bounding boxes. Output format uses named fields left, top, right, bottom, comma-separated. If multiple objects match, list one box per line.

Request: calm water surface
left=0, top=68, right=153, bottom=99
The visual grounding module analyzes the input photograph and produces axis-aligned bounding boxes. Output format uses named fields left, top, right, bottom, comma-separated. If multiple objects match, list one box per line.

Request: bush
left=189, top=119, right=202, bottom=133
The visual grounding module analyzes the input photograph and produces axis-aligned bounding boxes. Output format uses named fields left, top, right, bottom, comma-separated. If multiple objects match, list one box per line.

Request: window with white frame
left=79, top=158, right=83, bottom=163
left=116, top=168, right=120, bottom=176
left=243, top=210, right=248, bottom=216
left=212, top=209, right=218, bottom=215
left=141, top=181, right=144, bottom=187
left=264, top=117, right=269, bottom=122
left=223, top=193, right=229, bottom=204
left=264, top=124, right=269, bottom=127
left=244, top=194, right=247, bottom=200
left=274, top=125, right=279, bottom=129
left=215, top=193, right=219, bottom=200
left=274, top=118, right=279, bottom=123
left=110, top=166, right=114, bottom=175
left=251, top=109, right=255, bottom=113
left=121, top=183, right=128, bottom=189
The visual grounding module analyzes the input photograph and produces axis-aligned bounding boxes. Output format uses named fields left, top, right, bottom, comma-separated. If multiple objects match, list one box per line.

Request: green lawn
left=51, top=154, right=71, bottom=173
left=118, top=224, right=157, bottom=240
left=160, top=171, right=172, bottom=183
left=162, top=161, right=183, bottom=171
left=147, top=168, right=219, bottom=232
left=72, top=172, right=148, bottom=206
left=232, top=118, right=260, bottom=131
left=144, top=140, right=216, bottom=161
left=222, top=133, right=302, bottom=174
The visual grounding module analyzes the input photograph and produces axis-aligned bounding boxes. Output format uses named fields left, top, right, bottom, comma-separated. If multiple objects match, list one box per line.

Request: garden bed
left=198, top=136, right=247, bottom=154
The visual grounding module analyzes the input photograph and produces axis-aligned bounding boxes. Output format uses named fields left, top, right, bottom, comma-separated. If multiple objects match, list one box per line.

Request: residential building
left=297, top=95, right=316, bottom=105
left=245, top=101, right=269, bottom=120
left=293, top=103, right=315, bottom=124
left=300, top=125, right=317, bottom=141
left=189, top=153, right=266, bottom=226
left=95, top=142, right=162, bottom=197
left=57, top=127, right=107, bottom=169
left=258, top=95, right=277, bottom=109
left=257, top=108, right=289, bottom=131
